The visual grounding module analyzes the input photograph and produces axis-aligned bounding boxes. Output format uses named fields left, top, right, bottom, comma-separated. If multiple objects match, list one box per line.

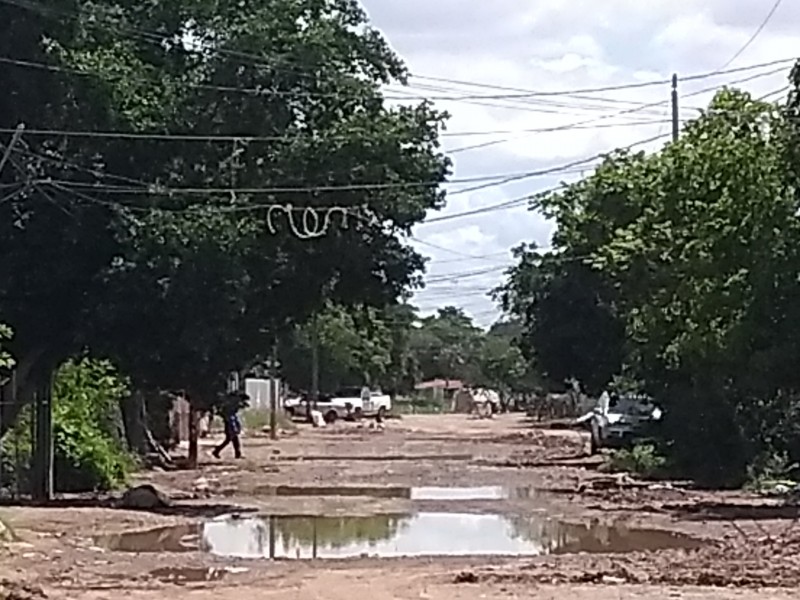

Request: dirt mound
left=456, top=532, right=800, bottom=588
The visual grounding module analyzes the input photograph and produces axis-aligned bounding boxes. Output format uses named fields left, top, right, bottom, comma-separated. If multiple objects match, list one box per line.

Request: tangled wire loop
left=266, top=204, right=377, bottom=239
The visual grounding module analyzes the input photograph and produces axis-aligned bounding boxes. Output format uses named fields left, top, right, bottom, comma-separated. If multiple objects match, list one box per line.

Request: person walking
left=212, top=403, right=243, bottom=459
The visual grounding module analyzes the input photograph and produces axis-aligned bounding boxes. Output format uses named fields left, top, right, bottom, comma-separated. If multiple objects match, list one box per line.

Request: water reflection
left=410, top=486, right=535, bottom=500
left=254, top=485, right=534, bottom=501
left=199, top=513, right=704, bottom=559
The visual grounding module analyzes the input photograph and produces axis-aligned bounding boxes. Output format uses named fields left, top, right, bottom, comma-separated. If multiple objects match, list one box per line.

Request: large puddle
left=99, top=513, right=704, bottom=559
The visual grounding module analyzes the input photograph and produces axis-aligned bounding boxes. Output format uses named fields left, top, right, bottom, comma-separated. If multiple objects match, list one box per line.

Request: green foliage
left=240, top=407, right=295, bottom=432
left=607, top=444, right=667, bottom=479
left=280, top=303, right=399, bottom=393
left=0, top=357, right=133, bottom=493
left=0, top=0, right=451, bottom=430
left=503, top=81, right=800, bottom=485
left=409, top=307, right=484, bottom=383
left=52, top=357, right=134, bottom=491
left=476, top=320, right=538, bottom=396
left=498, top=246, right=625, bottom=394
left=0, top=323, right=12, bottom=381
left=393, top=396, right=443, bottom=415
left=744, top=451, right=798, bottom=492
left=278, top=304, right=538, bottom=401
left=313, top=304, right=393, bottom=385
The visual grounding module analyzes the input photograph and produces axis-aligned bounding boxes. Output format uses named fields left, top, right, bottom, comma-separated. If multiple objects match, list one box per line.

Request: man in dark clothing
left=212, top=406, right=243, bottom=459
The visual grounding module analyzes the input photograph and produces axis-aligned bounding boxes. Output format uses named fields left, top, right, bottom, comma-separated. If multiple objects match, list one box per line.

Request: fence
left=0, top=376, right=53, bottom=501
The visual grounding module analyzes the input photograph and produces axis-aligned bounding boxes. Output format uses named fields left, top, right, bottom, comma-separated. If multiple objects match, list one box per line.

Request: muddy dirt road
left=1, top=414, right=799, bottom=599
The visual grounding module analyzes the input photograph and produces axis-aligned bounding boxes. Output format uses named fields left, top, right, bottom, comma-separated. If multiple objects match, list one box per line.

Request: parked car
left=577, top=392, right=662, bottom=454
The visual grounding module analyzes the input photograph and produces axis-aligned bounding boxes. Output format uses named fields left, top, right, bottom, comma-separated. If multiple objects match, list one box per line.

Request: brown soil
left=1, top=414, right=799, bottom=599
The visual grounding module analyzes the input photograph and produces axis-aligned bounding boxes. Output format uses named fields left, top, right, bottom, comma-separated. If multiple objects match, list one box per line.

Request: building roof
left=414, top=378, right=464, bottom=391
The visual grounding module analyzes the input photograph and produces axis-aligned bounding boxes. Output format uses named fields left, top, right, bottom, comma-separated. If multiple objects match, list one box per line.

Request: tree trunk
left=187, top=403, right=199, bottom=469
left=0, top=348, right=48, bottom=438
left=120, top=391, right=148, bottom=455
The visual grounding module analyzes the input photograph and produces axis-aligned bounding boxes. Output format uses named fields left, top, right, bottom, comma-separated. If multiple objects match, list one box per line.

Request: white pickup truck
left=317, top=386, right=391, bottom=423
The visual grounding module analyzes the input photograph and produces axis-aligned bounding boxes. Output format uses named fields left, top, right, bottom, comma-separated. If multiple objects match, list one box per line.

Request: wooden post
left=270, top=342, right=278, bottom=440
left=32, top=380, right=53, bottom=501
left=187, top=396, right=199, bottom=469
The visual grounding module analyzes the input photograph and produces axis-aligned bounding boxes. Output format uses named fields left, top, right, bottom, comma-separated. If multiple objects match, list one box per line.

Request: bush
left=0, top=357, right=134, bottom=493
left=52, top=357, right=135, bottom=491
left=607, top=443, right=667, bottom=478
left=744, top=451, right=798, bottom=492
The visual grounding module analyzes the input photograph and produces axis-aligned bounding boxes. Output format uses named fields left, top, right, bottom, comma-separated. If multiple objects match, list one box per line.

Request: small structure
left=244, top=377, right=284, bottom=412
left=169, top=395, right=210, bottom=443
left=414, top=379, right=464, bottom=404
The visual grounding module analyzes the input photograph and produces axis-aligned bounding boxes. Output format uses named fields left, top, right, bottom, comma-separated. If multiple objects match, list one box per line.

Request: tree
left=475, top=320, right=534, bottom=409
left=509, top=84, right=800, bottom=483
left=0, top=0, right=451, bottom=457
left=380, top=303, right=421, bottom=395
left=499, top=244, right=624, bottom=394
left=280, top=303, right=393, bottom=393
left=408, top=307, right=483, bottom=383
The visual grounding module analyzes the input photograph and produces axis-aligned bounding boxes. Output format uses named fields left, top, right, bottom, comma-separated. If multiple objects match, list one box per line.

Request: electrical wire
left=447, top=66, right=789, bottom=155
left=718, top=0, right=786, bottom=70
left=0, top=115, right=676, bottom=143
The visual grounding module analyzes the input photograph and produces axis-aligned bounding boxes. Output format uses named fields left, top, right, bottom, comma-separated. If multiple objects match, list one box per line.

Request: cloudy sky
left=358, top=0, right=797, bottom=326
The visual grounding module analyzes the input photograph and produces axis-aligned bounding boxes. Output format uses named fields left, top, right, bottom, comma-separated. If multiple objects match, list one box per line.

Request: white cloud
left=359, top=0, right=799, bottom=326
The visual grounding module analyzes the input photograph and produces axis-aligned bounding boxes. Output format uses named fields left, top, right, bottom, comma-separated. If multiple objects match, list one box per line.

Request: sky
left=357, top=0, right=798, bottom=327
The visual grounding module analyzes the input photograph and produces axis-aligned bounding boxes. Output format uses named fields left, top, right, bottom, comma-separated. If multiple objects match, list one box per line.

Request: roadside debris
left=119, top=484, right=172, bottom=509
left=0, top=579, right=46, bottom=600
left=0, top=518, right=13, bottom=543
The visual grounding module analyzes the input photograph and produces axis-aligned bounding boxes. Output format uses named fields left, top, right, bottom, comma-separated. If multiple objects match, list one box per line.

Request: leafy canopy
left=0, top=0, right=450, bottom=417
left=501, top=83, right=800, bottom=483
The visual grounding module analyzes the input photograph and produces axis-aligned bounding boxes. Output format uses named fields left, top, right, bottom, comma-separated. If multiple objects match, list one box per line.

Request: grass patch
left=240, top=408, right=296, bottom=432
left=606, top=443, right=667, bottom=478
left=393, top=397, right=445, bottom=415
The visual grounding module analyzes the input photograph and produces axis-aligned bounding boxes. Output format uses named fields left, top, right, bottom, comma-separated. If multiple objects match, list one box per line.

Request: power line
left=0, top=24, right=796, bottom=104
left=719, top=0, right=786, bottom=70
left=393, top=57, right=797, bottom=100
left=3, top=53, right=795, bottom=103
left=9, top=146, right=611, bottom=199
left=447, top=66, right=789, bottom=155
left=0, top=116, right=675, bottom=143
left=411, top=237, right=510, bottom=262
left=421, top=132, right=671, bottom=225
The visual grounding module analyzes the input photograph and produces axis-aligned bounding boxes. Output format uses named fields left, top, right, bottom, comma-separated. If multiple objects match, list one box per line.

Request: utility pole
left=32, top=378, right=53, bottom=502
left=671, top=74, right=679, bottom=142
left=310, top=320, right=319, bottom=423
left=269, top=340, right=278, bottom=440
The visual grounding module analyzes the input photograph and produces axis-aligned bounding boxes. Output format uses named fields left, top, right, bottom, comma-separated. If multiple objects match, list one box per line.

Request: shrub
left=607, top=443, right=667, bottom=478
left=52, top=357, right=135, bottom=491
left=0, top=357, right=135, bottom=493
left=744, top=451, right=798, bottom=492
